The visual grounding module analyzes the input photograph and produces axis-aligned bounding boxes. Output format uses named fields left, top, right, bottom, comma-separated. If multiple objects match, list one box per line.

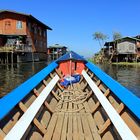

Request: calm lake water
left=0, top=62, right=140, bottom=98
left=98, top=64, right=140, bottom=98
left=0, top=62, right=47, bottom=97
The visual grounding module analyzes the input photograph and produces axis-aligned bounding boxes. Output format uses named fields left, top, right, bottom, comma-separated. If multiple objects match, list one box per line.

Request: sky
left=1, top=0, right=140, bottom=57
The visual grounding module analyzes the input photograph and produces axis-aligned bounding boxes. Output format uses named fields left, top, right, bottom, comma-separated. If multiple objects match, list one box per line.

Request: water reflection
left=98, top=64, right=140, bottom=97
left=0, top=62, right=140, bottom=98
left=0, top=62, right=47, bottom=97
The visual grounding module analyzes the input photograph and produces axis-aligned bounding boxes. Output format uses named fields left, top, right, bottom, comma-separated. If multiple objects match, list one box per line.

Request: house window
left=34, top=27, right=37, bottom=34
left=39, top=28, right=42, bottom=36
left=44, top=31, right=46, bottom=37
left=16, top=21, right=22, bottom=29
left=5, top=21, right=11, bottom=29
left=35, top=39, right=38, bottom=45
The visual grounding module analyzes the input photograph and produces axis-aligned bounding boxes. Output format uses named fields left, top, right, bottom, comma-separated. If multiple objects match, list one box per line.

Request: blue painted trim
left=56, top=51, right=87, bottom=63
left=86, top=62, right=140, bottom=119
left=0, top=61, right=58, bottom=120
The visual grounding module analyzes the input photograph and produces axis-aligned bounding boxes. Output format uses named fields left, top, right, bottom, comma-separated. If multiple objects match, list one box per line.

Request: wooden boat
left=0, top=51, right=140, bottom=140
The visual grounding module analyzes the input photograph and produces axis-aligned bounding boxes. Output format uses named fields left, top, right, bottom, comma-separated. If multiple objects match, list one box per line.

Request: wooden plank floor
left=43, top=83, right=101, bottom=140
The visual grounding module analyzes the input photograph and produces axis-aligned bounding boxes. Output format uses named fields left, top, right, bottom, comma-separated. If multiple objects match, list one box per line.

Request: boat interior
left=0, top=59, right=140, bottom=140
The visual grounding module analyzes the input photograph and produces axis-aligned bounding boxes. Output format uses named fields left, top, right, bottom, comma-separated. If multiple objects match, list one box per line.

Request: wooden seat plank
left=61, top=113, right=68, bottom=140
left=52, top=113, right=65, bottom=140
left=81, top=113, right=93, bottom=140
left=86, top=113, right=101, bottom=140
left=43, top=113, right=58, bottom=140
left=82, top=70, right=137, bottom=140
left=77, top=114, right=84, bottom=140
left=67, top=113, right=73, bottom=140
left=83, top=101, right=91, bottom=113
left=73, top=113, right=78, bottom=140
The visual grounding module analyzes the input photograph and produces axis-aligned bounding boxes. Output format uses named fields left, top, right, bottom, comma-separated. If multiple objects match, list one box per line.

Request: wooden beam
left=0, top=129, right=6, bottom=140
left=85, top=68, right=88, bottom=72
left=82, top=70, right=137, bottom=140
left=33, top=88, right=40, bottom=96
left=43, top=80, right=47, bottom=86
left=18, top=102, right=47, bottom=135
left=44, top=102, right=54, bottom=113
left=50, top=73, right=63, bottom=91
left=52, top=113, right=65, bottom=140
left=51, top=90, right=60, bottom=101
left=33, top=88, right=54, bottom=113
left=43, top=113, right=58, bottom=140
left=98, top=103, right=125, bottom=135
left=43, top=78, right=63, bottom=91
left=82, top=83, right=88, bottom=90
left=56, top=82, right=64, bottom=91
left=79, top=76, right=84, bottom=83
left=89, top=73, right=94, bottom=78
left=55, top=68, right=63, bottom=78
left=4, top=75, right=59, bottom=140
left=96, top=80, right=101, bottom=86
left=87, top=90, right=93, bottom=99
left=91, top=89, right=110, bottom=114
left=50, top=73, right=55, bottom=78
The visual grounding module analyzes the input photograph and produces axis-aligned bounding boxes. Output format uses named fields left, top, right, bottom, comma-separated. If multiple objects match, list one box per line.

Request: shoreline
left=112, top=62, right=140, bottom=65
left=87, top=59, right=140, bottom=66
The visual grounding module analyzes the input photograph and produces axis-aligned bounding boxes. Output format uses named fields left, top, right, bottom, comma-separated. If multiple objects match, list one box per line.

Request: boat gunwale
left=4, top=74, right=60, bottom=140
left=82, top=69, right=137, bottom=140
left=86, top=62, right=140, bottom=120
left=0, top=61, right=58, bottom=120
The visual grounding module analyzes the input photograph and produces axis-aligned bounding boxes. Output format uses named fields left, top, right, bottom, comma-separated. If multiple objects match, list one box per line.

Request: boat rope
left=55, top=89, right=89, bottom=113
left=55, top=53, right=87, bottom=113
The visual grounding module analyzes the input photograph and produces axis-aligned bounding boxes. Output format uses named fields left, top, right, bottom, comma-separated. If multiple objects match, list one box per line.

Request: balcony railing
left=0, top=45, right=32, bottom=52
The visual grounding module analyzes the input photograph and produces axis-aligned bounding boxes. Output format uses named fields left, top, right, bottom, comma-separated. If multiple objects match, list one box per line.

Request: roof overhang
left=0, top=10, right=52, bottom=30
left=105, top=36, right=140, bottom=46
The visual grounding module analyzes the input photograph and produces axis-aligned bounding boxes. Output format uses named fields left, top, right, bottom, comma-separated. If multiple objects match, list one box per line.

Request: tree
left=92, top=32, right=108, bottom=48
left=113, top=32, right=122, bottom=40
left=93, top=32, right=108, bottom=63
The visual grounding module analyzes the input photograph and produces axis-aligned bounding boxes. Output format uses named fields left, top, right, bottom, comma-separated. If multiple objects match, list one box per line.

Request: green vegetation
left=87, top=58, right=94, bottom=62
left=92, top=32, right=108, bottom=63
left=92, top=32, right=108, bottom=49
left=112, top=62, right=140, bottom=65
left=113, top=32, right=122, bottom=40
left=92, top=31, right=130, bottom=64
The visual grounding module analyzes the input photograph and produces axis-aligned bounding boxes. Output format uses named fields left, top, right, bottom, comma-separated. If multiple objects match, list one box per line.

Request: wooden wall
left=117, top=40, right=136, bottom=54
left=26, top=19, right=47, bottom=53
left=0, top=12, right=27, bottom=35
left=0, top=12, right=48, bottom=53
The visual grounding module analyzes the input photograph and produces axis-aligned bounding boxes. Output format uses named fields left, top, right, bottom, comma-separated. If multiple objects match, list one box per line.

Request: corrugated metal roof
left=0, top=10, right=52, bottom=30
left=49, top=44, right=67, bottom=48
left=105, top=36, right=140, bottom=46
